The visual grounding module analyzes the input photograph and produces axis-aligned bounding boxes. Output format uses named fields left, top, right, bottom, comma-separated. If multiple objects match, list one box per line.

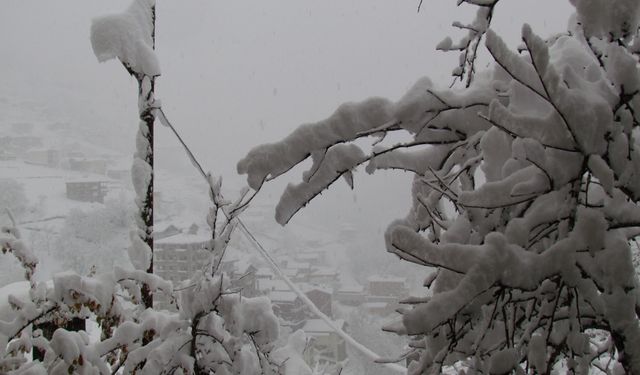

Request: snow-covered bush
left=0, top=177, right=305, bottom=374
left=0, top=179, right=30, bottom=285
left=55, top=196, right=133, bottom=275
left=0, top=179, right=28, bottom=227
left=239, top=1, right=640, bottom=373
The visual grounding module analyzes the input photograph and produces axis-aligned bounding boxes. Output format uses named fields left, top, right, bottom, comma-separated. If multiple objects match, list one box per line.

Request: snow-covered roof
left=281, top=269, right=299, bottom=277
left=255, top=267, right=273, bottom=277
left=311, top=267, right=338, bottom=276
left=337, top=284, right=365, bottom=293
left=269, top=291, right=298, bottom=303
left=155, top=232, right=210, bottom=245
left=301, top=319, right=345, bottom=334
left=286, top=261, right=310, bottom=270
left=363, top=302, right=388, bottom=309
left=154, top=222, right=180, bottom=233
left=367, top=276, right=407, bottom=283
left=236, top=261, right=257, bottom=275
left=156, top=247, right=188, bottom=253
left=65, top=178, right=110, bottom=184
left=295, top=253, right=320, bottom=260
left=295, top=282, right=331, bottom=294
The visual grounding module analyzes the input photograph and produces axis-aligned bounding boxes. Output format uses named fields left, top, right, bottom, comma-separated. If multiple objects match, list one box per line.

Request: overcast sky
left=0, top=0, right=573, bottom=237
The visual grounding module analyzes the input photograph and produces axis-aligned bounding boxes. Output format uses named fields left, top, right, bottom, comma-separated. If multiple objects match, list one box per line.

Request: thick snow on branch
left=485, top=29, right=545, bottom=97
left=239, top=76, right=494, bottom=228
left=570, top=0, right=640, bottom=40
left=90, top=0, right=160, bottom=76
left=238, top=96, right=396, bottom=190
left=0, top=226, right=37, bottom=283
left=276, top=144, right=366, bottom=225
left=238, top=77, right=493, bottom=190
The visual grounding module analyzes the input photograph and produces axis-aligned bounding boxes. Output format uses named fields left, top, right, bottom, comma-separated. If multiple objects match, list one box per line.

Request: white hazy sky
left=0, top=0, right=573, bottom=236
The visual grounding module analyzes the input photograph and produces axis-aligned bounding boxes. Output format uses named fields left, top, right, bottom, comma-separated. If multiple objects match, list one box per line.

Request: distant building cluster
left=0, top=129, right=131, bottom=204
left=151, top=221, right=410, bottom=368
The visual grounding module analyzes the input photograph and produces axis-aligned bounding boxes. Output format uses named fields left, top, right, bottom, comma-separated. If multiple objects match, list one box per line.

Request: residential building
left=367, top=276, right=408, bottom=298
left=334, top=284, right=366, bottom=306
left=365, top=276, right=409, bottom=313
left=65, top=180, right=109, bottom=203
left=153, top=228, right=211, bottom=309
left=269, top=291, right=305, bottom=324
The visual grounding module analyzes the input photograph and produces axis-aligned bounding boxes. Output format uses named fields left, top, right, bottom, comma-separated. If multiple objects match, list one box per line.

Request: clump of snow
left=604, top=43, right=640, bottom=94
left=528, top=333, right=547, bottom=372
left=53, top=272, right=117, bottom=316
left=228, top=295, right=279, bottom=349
left=177, top=271, right=223, bottom=320
left=276, top=144, right=365, bottom=225
left=237, top=96, right=395, bottom=190
left=480, top=127, right=512, bottom=182
left=0, top=226, right=38, bottom=283
left=588, top=155, right=614, bottom=195
left=489, top=347, right=518, bottom=374
left=128, top=230, right=152, bottom=271
left=436, top=36, right=453, bottom=51
left=90, top=0, right=160, bottom=76
left=270, top=330, right=312, bottom=375
left=569, top=0, right=640, bottom=40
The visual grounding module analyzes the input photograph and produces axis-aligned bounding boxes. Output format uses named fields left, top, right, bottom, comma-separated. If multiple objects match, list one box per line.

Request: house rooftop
left=295, top=253, right=320, bottom=260
left=155, top=232, right=211, bottom=245
left=367, top=276, right=406, bottom=283
left=65, top=177, right=110, bottom=184
left=286, top=261, right=310, bottom=270
left=269, top=291, right=298, bottom=303
left=337, top=284, right=365, bottom=293
left=154, top=222, right=179, bottom=233
left=364, top=302, right=388, bottom=308
left=301, top=319, right=345, bottom=334
left=299, top=283, right=332, bottom=294
left=255, top=267, right=273, bottom=277
left=311, top=267, right=338, bottom=276
left=281, top=269, right=299, bottom=277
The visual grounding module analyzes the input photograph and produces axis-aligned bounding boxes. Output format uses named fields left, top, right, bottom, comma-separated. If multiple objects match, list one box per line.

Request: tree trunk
left=138, top=77, right=154, bottom=310
left=136, top=5, right=155, bottom=311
